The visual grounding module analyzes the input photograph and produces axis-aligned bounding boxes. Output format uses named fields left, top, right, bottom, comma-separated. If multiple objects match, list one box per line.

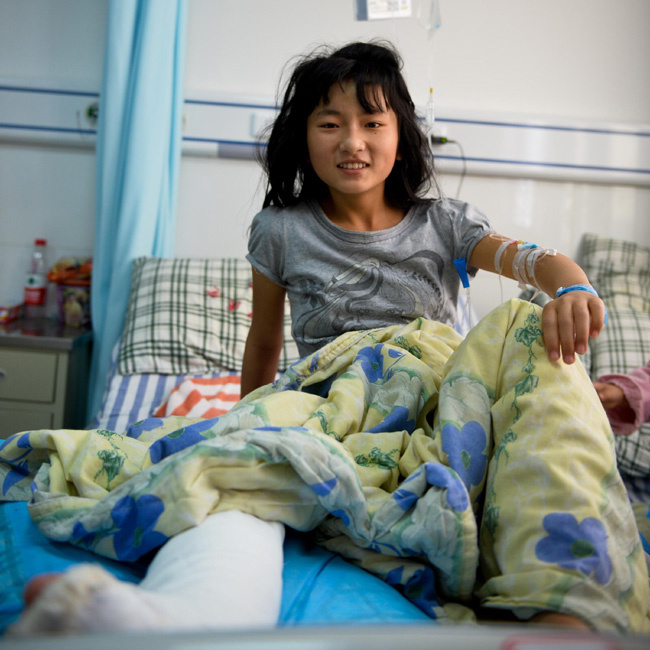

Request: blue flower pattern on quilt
left=302, top=373, right=337, bottom=398
left=357, top=345, right=387, bottom=383
left=310, top=476, right=338, bottom=496
left=424, top=463, right=468, bottom=512
left=368, top=405, right=416, bottom=434
left=111, top=494, right=169, bottom=561
left=441, top=421, right=487, bottom=490
left=1, top=433, right=32, bottom=496
left=71, top=520, right=96, bottom=549
left=2, top=460, right=29, bottom=496
left=329, top=508, right=351, bottom=526
left=0, top=432, right=31, bottom=458
left=126, top=417, right=164, bottom=440
left=535, top=512, right=612, bottom=584
left=148, top=419, right=218, bottom=464
left=393, top=486, right=419, bottom=511
left=386, top=565, right=440, bottom=618
left=356, top=344, right=402, bottom=383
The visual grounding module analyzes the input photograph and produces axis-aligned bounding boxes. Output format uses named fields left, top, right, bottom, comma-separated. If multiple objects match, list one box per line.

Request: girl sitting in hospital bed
left=7, top=40, right=649, bottom=636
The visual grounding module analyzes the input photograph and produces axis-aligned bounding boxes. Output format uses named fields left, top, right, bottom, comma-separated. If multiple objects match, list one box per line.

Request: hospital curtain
left=87, top=0, right=188, bottom=421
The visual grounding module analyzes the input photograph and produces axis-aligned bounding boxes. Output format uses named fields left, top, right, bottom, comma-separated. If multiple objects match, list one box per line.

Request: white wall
left=1, top=0, right=649, bottom=320
left=0, top=0, right=106, bottom=311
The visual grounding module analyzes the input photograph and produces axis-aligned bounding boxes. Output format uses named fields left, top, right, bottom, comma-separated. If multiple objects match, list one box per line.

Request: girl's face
left=306, top=81, right=400, bottom=205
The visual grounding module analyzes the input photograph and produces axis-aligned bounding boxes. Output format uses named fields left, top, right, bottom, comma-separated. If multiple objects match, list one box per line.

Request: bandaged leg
left=139, top=509, right=284, bottom=627
left=9, top=510, right=285, bottom=635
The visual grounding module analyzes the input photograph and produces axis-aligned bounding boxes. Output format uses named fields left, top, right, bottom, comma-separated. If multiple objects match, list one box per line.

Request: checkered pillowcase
left=580, top=233, right=650, bottom=477
left=117, top=257, right=301, bottom=375
left=580, top=233, right=650, bottom=313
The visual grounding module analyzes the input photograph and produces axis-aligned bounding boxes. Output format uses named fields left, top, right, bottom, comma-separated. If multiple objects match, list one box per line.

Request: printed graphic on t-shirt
left=295, top=249, right=445, bottom=344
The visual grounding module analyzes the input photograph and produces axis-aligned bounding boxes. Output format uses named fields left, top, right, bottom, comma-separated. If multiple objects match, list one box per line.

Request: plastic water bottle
left=24, top=239, right=48, bottom=319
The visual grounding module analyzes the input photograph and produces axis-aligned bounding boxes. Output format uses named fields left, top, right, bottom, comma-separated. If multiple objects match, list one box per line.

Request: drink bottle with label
left=24, top=239, right=48, bottom=319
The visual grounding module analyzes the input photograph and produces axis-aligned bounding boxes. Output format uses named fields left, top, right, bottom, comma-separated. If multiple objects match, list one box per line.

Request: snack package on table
left=48, top=258, right=92, bottom=327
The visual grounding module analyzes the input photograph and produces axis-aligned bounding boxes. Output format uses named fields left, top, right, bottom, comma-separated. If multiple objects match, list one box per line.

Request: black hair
left=260, top=40, right=438, bottom=209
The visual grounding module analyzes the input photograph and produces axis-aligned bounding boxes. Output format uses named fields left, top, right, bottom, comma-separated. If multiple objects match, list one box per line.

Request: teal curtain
left=88, top=0, right=188, bottom=421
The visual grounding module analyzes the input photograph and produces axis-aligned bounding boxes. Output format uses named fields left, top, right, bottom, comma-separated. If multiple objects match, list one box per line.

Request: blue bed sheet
left=0, top=502, right=432, bottom=633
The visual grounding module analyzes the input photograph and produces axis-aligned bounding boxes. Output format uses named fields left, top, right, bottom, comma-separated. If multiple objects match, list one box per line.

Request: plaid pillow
left=579, top=234, right=650, bottom=477
left=117, top=257, right=301, bottom=375
left=580, top=233, right=650, bottom=312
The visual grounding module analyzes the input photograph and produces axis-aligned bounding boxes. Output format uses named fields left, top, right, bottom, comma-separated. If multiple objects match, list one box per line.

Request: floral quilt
left=1, top=299, right=649, bottom=632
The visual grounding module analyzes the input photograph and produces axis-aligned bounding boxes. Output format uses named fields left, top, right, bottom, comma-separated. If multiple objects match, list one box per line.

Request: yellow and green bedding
left=1, top=300, right=648, bottom=631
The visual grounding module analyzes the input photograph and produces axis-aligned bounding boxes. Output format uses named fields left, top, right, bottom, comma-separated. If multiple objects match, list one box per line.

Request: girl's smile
left=306, top=81, right=401, bottom=209
left=338, top=161, right=369, bottom=170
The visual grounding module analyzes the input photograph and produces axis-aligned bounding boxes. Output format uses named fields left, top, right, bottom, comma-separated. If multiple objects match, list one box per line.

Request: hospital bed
left=0, top=233, right=648, bottom=646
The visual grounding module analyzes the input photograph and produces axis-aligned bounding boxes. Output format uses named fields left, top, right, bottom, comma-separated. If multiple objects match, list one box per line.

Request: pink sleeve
left=598, top=360, right=650, bottom=436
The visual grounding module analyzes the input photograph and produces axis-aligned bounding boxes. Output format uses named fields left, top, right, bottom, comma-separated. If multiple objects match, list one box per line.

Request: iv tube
left=426, top=87, right=435, bottom=132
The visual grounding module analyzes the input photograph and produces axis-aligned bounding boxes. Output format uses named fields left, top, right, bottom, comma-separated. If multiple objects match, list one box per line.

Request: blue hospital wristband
left=556, top=284, right=599, bottom=299
left=555, top=284, right=608, bottom=324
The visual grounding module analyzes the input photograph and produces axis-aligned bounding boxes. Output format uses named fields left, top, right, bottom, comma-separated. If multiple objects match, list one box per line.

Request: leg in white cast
left=8, top=510, right=285, bottom=636
left=140, top=509, right=285, bottom=628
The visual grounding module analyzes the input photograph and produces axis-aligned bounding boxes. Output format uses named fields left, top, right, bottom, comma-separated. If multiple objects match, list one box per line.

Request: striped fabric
left=117, top=257, right=300, bottom=375
left=91, top=343, right=238, bottom=434
left=153, top=376, right=241, bottom=418
left=580, top=233, right=650, bottom=477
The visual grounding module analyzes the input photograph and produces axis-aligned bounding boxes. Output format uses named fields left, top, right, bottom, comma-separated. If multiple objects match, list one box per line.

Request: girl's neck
left=320, top=193, right=406, bottom=232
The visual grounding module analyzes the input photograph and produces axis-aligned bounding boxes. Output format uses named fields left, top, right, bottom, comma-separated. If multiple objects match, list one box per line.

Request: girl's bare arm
left=241, top=269, right=286, bottom=398
left=470, top=235, right=606, bottom=364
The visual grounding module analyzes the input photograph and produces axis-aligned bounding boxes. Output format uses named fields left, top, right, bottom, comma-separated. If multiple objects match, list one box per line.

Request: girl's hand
left=541, top=291, right=606, bottom=364
left=593, top=381, right=629, bottom=410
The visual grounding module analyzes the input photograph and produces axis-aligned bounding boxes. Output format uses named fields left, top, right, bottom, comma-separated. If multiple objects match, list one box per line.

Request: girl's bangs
left=315, top=76, right=392, bottom=114
left=306, top=55, right=394, bottom=114
left=355, top=80, right=392, bottom=114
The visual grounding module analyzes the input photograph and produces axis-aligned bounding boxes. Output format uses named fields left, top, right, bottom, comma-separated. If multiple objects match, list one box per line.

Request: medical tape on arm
left=493, top=237, right=517, bottom=303
left=526, top=246, right=557, bottom=291
left=513, top=243, right=558, bottom=297
left=494, top=238, right=517, bottom=274
left=491, top=235, right=557, bottom=301
left=512, top=243, right=535, bottom=290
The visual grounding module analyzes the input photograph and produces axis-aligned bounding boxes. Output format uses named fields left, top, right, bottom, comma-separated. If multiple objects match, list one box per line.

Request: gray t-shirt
left=247, top=198, right=493, bottom=357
